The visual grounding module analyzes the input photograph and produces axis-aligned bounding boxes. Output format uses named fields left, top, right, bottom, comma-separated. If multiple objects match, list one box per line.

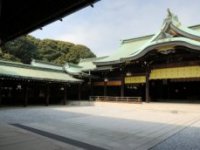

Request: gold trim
left=125, top=76, right=146, bottom=84
left=150, top=66, right=200, bottom=79
left=107, top=81, right=122, bottom=86
left=94, top=81, right=122, bottom=86
left=157, top=45, right=174, bottom=52
left=93, top=82, right=104, bottom=86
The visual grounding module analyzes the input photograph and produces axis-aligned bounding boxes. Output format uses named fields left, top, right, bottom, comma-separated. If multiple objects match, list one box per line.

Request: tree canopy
left=0, top=35, right=96, bottom=64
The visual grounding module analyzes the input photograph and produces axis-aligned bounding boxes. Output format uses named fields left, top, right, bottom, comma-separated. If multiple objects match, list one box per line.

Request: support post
left=120, top=74, right=125, bottom=97
left=24, top=84, right=28, bottom=107
left=0, top=81, right=2, bottom=105
left=89, top=71, right=93, bottom=96
left=167, top=79, right=170, bottom=99
left=78, top=84, right=81, bottom=100
left=104, top=81, right=107, bottom=96
left=90, top=82, right=94, bottom=96
left=63, top=84, right=67, bottom=105
left=145, top=68, right=150, bottom=103
left=46, top=84, right=50, bottom=106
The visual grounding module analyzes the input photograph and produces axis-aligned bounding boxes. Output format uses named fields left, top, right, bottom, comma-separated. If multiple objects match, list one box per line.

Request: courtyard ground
left=0, top=102, right=200, bottom=150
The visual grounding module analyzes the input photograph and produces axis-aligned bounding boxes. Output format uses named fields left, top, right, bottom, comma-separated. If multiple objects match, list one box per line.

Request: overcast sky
left=31, top=0, right=200, bottom=56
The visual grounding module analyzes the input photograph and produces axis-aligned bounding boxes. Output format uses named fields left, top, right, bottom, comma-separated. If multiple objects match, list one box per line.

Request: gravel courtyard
left=0, top=102, right=200, bottom=150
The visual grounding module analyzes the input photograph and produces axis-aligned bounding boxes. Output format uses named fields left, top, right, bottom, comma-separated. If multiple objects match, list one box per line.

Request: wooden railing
left=89, top=96, right=142, bottom=103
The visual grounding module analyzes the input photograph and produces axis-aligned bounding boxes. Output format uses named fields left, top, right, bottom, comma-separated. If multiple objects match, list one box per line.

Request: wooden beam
left=152, top=60, right=200, bottom=69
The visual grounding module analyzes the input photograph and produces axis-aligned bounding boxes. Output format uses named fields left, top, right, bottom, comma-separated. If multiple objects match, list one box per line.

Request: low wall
left=66, top=101, right=142, bottom=107
left=66, top=101, right=95, bottom=106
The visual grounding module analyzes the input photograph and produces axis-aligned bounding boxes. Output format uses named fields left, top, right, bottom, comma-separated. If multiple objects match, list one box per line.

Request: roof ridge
left=122, top=35, right=154, bottom=44
left=79, top=56, right=108, bottom=62
left=122, top=24, right=200, bottom=44
left=0, top=59, right=64, bottom=73
left=65, top=62, right=82, bottom=68
left=32, top=59, right=62, bottom=67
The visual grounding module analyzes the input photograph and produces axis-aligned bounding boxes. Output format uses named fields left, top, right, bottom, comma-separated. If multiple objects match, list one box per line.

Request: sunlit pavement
left=0, top=102, right=200, bottom=150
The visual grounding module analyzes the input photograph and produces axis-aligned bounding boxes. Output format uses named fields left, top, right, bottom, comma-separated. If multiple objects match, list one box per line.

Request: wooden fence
left=89, top=96, right=142, bottom=103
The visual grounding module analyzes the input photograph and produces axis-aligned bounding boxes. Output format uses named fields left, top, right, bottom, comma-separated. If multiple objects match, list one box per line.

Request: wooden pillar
left=89, top=71, right=93, bottom=96
left=24, top=84, right=28, bottom=107
left=90, top=79, right=94, bottom=97
left=167, top=80, right=170, bottom=99
left=46, top=84, right=50, bottom=106
left=78, top=84, right=81, bottom=100
left=120, top=75, right=125, bottom=97
left=145, top=69, right=150, bottom=103
left=63, top=84, right=67, bottom=105
left=104, top=81, right=107, bottom=96
left=0, top=81, right=2, bottom=105
left=90, top=82, right=94, bottom=96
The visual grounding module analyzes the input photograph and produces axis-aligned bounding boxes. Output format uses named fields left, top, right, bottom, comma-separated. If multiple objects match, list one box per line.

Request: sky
left=31, top=0, right=200, bottom=56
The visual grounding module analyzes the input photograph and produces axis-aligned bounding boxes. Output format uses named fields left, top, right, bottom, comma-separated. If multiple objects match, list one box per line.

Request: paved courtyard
left=0, top=102, right=200, bottom=150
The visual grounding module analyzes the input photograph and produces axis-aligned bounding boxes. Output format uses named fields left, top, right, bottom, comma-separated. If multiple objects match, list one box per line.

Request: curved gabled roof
left=125, top=37, right=200, bottom=61
left=95, top=9, right=200, bottom=66
left=94, top=36, right=150, bottom=65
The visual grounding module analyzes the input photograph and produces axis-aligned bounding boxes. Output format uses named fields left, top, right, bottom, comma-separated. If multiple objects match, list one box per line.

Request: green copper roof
left=78, top=56, right=107, bottom=71
left=64, top=63, right=85, bottom=76
left=190, top=24, right=200, bottom=32
left=95, top=10, right=200, bottom=66
left=31, top=59, right=63, bottom=71
left=95, top=36, right=150, bottom=64
left=0, top=60, right=81, bottom=83
left=125, top=37, right=200, bottom=61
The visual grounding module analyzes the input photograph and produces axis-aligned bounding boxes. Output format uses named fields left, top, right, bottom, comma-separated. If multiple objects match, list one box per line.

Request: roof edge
left=0, top=59, right=64, bottom=73
left=122, top=24, right=200, bottom=44
left=79, top=56, right=108, bottom=63
left=32, top=59, right=62, bottom=67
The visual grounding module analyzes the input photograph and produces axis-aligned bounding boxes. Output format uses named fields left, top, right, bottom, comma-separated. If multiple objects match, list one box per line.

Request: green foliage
left=65, top=45, right=96, bottom=63
left=0, top=35, right=96, bottom=65
left=2, top=36, right=37, bottom=63
left=0, top=47, right=21, bottom=62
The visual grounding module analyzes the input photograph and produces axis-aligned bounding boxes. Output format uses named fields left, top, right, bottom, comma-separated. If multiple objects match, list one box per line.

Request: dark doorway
left=124, top=84, right=145, bottom=101
left=150, top=79, right=200, bottom=102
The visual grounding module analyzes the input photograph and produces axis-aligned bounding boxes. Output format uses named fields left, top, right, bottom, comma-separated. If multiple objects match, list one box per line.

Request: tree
left=2, top=36, right=37, bottom=63
left=65, top=45, right=96, bottom=63
left=0, top=48, right=20, bottom=62
left=0, top=35, right=96, bottom=65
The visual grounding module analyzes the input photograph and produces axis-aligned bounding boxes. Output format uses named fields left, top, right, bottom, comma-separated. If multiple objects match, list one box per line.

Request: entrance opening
left=150, top=79, right=200, bottom=102
left=124, top=84, right=145, bottom=101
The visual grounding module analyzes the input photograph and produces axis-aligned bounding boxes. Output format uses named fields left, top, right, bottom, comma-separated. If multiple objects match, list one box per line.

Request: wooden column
left=46, top=84, right=50, bottom=106
left=89, top=71, right=93, bottom=96
left=104, top=81, right=107, bottom=96
left=0, top=81, right=2, bottom=105
left=78, top=84, right=81, bottom=100
left=90, top=82, right=94, bottom=96
left=63, top=84, right=67, bottom=105
left=24, top=84, right=29, bottom=107
left=145, top=68, right=150, bottom=103
left=120, top=74, right=125, bottom=97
